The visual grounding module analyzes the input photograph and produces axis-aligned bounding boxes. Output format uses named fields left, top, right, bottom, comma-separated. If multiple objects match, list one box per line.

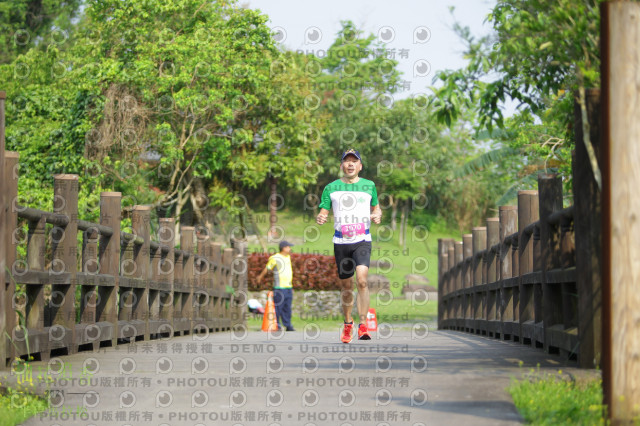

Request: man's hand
left=316, top=213, right=328, bottom=225
left=371, top=208, right=382, bottom=225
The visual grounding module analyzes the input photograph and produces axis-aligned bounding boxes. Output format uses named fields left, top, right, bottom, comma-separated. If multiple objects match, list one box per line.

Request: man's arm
left=316, top=208, right=330, bottom=225
left=371, top=205, right=382, bottom=224
left=256, top=266, right=269, bottom=284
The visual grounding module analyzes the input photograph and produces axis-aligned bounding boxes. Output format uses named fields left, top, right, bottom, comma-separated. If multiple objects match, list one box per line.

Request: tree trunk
left=399, top=199, right=406, bottom=247
left=268, top=175, right=277, bottom=238
left=390, top=195, right=397, bottom=231
left=174, top=190, right=189, bottom=240
left=191, top=177, right=208, bottom=227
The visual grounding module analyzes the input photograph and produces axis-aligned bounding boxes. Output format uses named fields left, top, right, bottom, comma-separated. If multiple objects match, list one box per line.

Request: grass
left=0, top=385, right=49, bottom=426
left=508, top=367, right=606, bottom=425
left=247, top=208, right=459, bottom=297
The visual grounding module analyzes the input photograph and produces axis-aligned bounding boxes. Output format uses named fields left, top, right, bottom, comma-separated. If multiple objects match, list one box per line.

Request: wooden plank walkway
left=1, top=328, right=596, bottom=426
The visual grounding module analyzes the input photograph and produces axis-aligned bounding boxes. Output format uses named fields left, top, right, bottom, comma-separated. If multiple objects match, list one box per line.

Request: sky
left=246, top=0, right=497, bottom=102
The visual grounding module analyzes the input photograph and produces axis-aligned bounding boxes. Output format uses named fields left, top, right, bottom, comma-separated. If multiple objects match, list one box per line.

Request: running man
left=316, top=149, right=382, bottom=343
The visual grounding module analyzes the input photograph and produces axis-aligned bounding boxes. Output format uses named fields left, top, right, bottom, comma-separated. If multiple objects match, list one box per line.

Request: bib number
left=341, top=223, right=366, bottom=238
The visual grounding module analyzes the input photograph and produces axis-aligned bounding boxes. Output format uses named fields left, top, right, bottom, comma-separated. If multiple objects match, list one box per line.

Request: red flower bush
left=248, top=252, right=342, bottom=291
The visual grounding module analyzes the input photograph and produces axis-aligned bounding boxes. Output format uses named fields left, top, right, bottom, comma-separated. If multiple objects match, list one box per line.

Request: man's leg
left=273, top=289, right=284, bottom=329
left=340, top=277, right=355, bottom=323
left=355, top=265, right=370, bottom=325
left=283, top=289, right=294, bottom=330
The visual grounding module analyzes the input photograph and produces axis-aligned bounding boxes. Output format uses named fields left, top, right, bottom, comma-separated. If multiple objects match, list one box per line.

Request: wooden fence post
left=51, top=174, right=79, bottom=354
left=3, top=151, right=18, bottom=365
left=25, top=214, right=46, bottom=358
left=0, top=90, right=6, bottom=366
left=574, top=88, right=602, bottom=369
left=230, top=238, right=248, bottom=328
left=158, top=218, right=175, bottom=333
left=98, top=192, right=121, bottom=347
left=437, top=239, right=445, bottom=328
left=499, top=206, right=518, bottom=341
left=517, top=190, right=538, bottom=345
left=462, top=234, right=473, bottom=331
left=222, top=247, right=235, bottom=330
left=196, top=234, right=210, bottom=331
left=180, top=227, right=195, bottom=333
left=538, top=173, right=563, bottom=352
left=131, top=205, right=151, bottom=340
left=601, top=1, right=640, bottom=420
left=471, top=227, right=486, bottom=334
left=486, top=218, right=499, bottom=337
left=212, top=242, right=223, bottom=331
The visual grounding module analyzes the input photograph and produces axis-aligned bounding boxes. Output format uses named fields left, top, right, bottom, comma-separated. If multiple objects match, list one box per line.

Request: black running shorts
left=333, top=241, right=372, bottom=279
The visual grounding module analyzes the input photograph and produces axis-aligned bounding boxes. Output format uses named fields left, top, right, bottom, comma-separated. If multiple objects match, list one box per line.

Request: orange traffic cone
left=366, top=308, right=378, bottom=332
left=262, top=291, right=278, bottom=332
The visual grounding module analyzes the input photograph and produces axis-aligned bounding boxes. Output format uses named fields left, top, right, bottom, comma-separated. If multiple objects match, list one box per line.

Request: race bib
left=341, top=223, right=366, bottom=238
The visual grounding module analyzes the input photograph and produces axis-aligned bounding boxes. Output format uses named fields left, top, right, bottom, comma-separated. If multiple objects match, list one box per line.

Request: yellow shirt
left=266, top=253, right=293, bottom=289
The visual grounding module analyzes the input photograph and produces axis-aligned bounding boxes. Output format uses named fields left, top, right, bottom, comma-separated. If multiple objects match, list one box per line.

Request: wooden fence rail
left=438, top=91, right=602, bottom=368
left=0, top=98, right=248, bottom=369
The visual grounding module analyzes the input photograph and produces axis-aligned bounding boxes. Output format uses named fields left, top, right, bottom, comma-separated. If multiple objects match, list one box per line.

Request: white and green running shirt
left=319, top=178, right=379, bottom=244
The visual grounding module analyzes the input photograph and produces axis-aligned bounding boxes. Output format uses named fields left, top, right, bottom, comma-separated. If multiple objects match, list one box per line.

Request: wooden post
left=486, top=218, right=499, bottom=335
left=518, top=190, right=538, bottom=344
left=230, top=237, right=248, bottom=328
left=196, top=235, right=209, bottom=329
left=180, top=227, right=195, bottom=332
left=211, top=242, right=222, bottom=331
left=158, top=218, right=175, bottom=331
left=601, top=2, right=640, bottom=420
left=3, top=151, right=18, bottom=365
left=499, top=206, right=518, bottom=340
left=51, top=174, right=79, bottom=354
left=462, top=234, right=473, bottom=325
left=131, top=205, right=151, bottom=340
left=222, top=248, right=235, bottom=330
left=0, top=90, right=6, bottom=366
left=173, top=240, right=185, bottom=334
left=98, top=192, right=121, bottom=347
left=538, top=173, right=564, bottom=352
left=26, top=216, right=46, bottom=357
left=454, top=242, right=463, bottom=291
left=80, top=225, right=99, bottom=338
left=438, top=239, right=445, bottom=328
left=454, top=241, right=463, bottom=324
left=574, top=89, right=602, bottom=369
left=472, top=227, right=486, bottom=333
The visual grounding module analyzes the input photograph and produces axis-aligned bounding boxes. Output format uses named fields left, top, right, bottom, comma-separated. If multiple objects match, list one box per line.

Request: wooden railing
left=438, top=92, right=602, bottom=368
left=439, top=174, right=579, bottom=354
left=1, top=153, right=248, bottom=368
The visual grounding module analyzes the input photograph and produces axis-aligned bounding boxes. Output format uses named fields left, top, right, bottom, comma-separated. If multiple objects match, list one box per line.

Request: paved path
left=3, top=328, right=594, bottom=426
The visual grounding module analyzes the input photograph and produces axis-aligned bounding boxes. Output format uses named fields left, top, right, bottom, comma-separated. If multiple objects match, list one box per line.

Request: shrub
left=248, top=253, right=342, bottom=291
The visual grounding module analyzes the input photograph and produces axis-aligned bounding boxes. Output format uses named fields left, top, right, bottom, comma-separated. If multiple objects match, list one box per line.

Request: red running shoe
left=341, top=322, right=354, bottom=343
left=358, top=323, right=371, bottom=340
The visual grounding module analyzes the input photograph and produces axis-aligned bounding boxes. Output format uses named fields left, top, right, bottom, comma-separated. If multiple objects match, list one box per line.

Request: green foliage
left=0, top=385, right=49, bottom=426
left=76, top=0, right=322, bottom=222
left=0, top=0, right=82, bottom=64
left=508, top=369, right=605, bottom=425
left=431, top=0, right=601, bottom=200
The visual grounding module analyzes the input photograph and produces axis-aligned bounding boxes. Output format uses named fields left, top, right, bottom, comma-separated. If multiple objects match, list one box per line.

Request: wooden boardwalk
left=1, top=328, right=596, bottom=426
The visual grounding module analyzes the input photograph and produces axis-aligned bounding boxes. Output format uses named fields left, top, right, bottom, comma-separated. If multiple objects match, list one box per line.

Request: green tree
left=432, top=0, right=600, bottom=196
left=0, top=0, right=82, bottom=64
left=72, top=0, right=321, bottom=235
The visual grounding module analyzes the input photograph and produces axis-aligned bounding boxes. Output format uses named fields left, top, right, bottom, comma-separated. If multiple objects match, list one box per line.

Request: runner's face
left=341, top=155, right=362, bottom=177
